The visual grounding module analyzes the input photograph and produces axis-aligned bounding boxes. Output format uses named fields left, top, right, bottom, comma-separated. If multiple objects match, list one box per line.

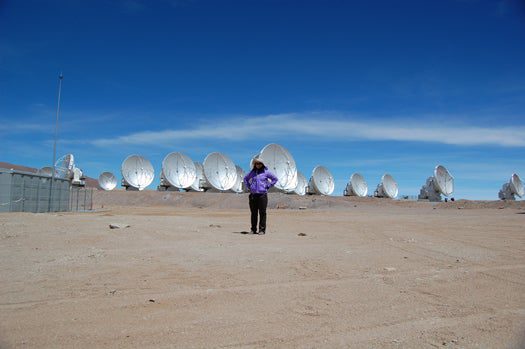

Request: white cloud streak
left=0, top=122, right=51, bottom=133
left=90, top=113, right=525, bottom=147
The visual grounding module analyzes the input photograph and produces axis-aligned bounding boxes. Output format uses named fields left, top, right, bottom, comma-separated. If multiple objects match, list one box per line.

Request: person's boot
left=258, top=230, right=265, bottom=235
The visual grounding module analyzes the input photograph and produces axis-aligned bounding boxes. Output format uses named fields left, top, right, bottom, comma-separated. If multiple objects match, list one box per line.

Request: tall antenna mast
left=48, top=73, right=64, bottom=212
left=52, top=73, right=64, bottom=175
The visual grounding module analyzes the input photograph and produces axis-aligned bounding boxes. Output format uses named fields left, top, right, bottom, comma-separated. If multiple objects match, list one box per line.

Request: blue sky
left=1, top=0, right=524, bottom=199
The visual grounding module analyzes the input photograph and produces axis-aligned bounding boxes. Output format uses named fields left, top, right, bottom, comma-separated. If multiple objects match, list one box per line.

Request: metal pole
left=48, top=73, right=64, bottom=212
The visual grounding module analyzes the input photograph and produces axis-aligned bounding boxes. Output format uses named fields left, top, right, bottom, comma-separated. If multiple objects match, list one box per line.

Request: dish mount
left=418, top=165, right=454, bottom=202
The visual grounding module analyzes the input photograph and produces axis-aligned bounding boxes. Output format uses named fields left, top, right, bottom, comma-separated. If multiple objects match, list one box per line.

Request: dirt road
left=1, top=201, right=524, bottom=348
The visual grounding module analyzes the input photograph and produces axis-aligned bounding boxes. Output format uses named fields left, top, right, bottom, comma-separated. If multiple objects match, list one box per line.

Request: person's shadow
left=232, top=231, right=254, bottom=235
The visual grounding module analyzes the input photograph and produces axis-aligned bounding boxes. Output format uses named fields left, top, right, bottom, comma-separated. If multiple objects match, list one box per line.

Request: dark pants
left=249, top=193, right=268, bottom=232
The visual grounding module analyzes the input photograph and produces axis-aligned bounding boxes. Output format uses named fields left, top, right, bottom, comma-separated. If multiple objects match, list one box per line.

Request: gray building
left=0, top=168, right=92, bottom=213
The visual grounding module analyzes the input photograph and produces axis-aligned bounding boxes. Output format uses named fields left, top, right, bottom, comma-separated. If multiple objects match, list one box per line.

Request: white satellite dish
left=231, top=165, right=245, bottom=193
left=499, top=173, right=524, bottom=200
left=418, top=165, right=454, bottom=201
left=189, top=162, right=205, bottom=191
left=121, top=155, right=155, bottom=191
left=308, top=166, right=335, bottom=195
left=292, top=172, right=308, bottom=195
left=203, top=152, right=238, bottom=191
left=344, top=173, right=368, bottom=197
left=374, top=173, right=398, bottom=199
left=160, top=152, right=196, bottom=190
left=258, top=143, right=298, bottom=192
left=38, top=167, right=54, bottom=177
left=55, top=154, right=75, bottom=179
left=98, top=172, right=117, bottom=191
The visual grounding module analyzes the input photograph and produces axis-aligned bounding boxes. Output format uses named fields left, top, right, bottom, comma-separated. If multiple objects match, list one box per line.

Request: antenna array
left=46, top=144, right=519, bottom=201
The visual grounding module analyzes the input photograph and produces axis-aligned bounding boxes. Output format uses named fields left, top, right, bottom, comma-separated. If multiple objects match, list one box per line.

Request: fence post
left=36, top=178, right=40, bottom=212
left=21, top=176, right=26, bottom=212
left=9, top=173, right=14, bottom=212
left=55, top=180, right=59, bottom=212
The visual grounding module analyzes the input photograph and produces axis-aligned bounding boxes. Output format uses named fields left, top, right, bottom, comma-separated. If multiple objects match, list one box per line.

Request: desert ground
left=1, top=192, right=524, bottom=348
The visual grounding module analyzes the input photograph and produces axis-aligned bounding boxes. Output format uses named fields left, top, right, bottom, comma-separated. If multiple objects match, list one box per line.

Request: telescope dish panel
left=121, top=155, right=154, bottom=190
left=309, top=166, right=335, bottom=195
left=286, top=170, right=299, bottom=191
left=55, top=154, right=75, bottom=179
left=162, top=152, right=196, bottom=189
left=293, top=172, right=308, bottom=195
left=259, top=143, right=298, bottom=191
left=203, top=152, right=237, bottom=191
left=378, top=173, right=398, bottom=199
left=38, top=167, right=54, bottom=177
left=345, top=173, right=368, bottom=197
left=98, top=172, right=117, bottom=191
left=434, top=165, right=454, bottom=196
left=190, top=162, right=205, bottom=191
left=510, top=173, right=524, bottom=197
left=231, top=165, right=245, bottom=193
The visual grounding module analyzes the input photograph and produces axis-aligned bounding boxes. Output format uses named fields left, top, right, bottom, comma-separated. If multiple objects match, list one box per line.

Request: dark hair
left=252, top=161, right=265, bottom=171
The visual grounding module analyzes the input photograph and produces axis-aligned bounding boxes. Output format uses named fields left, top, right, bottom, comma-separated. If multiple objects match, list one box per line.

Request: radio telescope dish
left=258, top=143, right=298, bottom=192
left=98, top=172, right=117, bottom=191
left=250, top=152, right=296, bottom=192
left=308, top=166, right=335, bottom=195
left=189, top=162, right=205, bottom=191
left=499, top=173, right=524, bottom=200
left=55, top=154, right=75, bottom=179
left=292, top=172, right=308, bottom=195
left=161, top=152, right=196, bottom=189
left=231, top=165, right=245, bottom=193
left=434, top=165, right=454, bottom=196
left=203, top=152, right=238, bottom=191
left=418, top=165, right=454, bottom=201
left=121, top=155, right=154, bottom=190
left=344, top=173, right=368, bottom=197
left=374, top=173, right=398, bottom=199
left=510, top=173, right=524, bottom=197
left=38, top=167, right=54, bottom=177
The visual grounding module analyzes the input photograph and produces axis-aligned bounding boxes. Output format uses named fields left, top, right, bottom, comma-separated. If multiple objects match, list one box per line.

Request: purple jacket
left=244, top=167, right=278, bottom=194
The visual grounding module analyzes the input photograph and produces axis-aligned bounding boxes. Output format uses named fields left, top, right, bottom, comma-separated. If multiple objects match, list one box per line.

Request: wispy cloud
left=0, top=111, right=121, bottom=135
left=0, top=122, right=51, bottom=133
left=89, top=113, right=525, bottom=148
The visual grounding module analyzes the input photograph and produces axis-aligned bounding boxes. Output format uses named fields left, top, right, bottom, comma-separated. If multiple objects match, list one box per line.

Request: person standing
left=243, top=158, right=278, bottom=235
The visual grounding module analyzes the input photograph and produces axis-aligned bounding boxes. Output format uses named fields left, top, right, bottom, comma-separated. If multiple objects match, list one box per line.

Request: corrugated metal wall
left=0, top=169, right=93, bottom=213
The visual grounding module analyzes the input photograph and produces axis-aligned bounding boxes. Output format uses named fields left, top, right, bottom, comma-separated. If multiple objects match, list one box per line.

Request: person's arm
left=244, top=171, right=254, bottom=188
left=267, top=171, right=278, bottom=187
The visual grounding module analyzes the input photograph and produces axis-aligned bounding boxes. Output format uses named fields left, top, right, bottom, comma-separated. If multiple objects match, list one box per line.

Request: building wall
left=0, top=169, right=88, bottom=213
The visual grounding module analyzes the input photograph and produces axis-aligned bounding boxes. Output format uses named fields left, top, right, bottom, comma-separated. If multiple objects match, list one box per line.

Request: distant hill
left=0, top=162, right=100, bottom=188
left=0, top=162, right=38, bottom=174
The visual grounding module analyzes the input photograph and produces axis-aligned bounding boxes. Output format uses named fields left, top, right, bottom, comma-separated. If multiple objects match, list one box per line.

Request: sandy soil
left=1, top=192, right=524, bottom=348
